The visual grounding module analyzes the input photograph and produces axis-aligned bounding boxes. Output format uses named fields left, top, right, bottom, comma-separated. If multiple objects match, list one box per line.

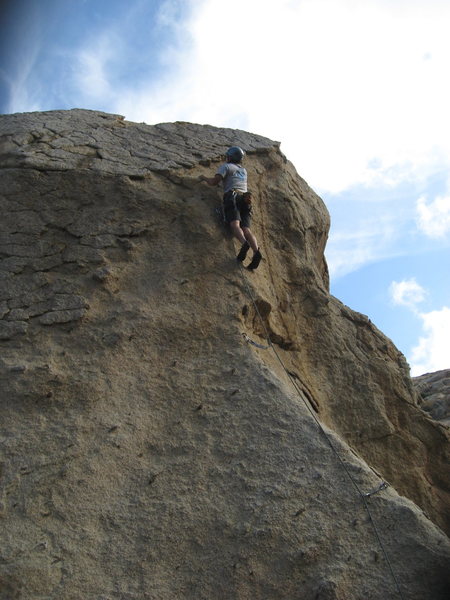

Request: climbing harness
left=236, top=259, right=405, bottom=600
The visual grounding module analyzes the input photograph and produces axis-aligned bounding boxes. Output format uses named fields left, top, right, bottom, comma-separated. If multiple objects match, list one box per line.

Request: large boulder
left=0, top=109, right=449, bottom=599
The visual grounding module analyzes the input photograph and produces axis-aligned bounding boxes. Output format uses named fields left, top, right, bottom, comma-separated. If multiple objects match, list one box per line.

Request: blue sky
left=1, top=0, right=449, bottom=375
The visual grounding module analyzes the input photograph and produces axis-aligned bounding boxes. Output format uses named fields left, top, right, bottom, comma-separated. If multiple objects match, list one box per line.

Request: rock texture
left=0, top=109, right=449, bottom=600
left=414, top=369, right=450, bottom=426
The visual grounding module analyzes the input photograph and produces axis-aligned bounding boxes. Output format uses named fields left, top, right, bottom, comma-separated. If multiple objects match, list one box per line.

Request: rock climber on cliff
left=198, top=146, right=262, bottom=270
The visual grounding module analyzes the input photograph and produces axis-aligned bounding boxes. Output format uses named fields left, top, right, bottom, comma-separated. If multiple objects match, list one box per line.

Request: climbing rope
left=236, top=259, right=405, bottom=600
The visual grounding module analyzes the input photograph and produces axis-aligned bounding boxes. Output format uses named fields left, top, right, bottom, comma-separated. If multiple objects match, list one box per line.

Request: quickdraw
left=364, top=481, right=389, bottom=497
left=242, top=332, right=270, bottom=350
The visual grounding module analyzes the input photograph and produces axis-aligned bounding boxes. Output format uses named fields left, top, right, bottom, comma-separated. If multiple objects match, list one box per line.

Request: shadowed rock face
left=414, top=369, right=450, bottom=426
left=0, top=109, right=449, bottom=600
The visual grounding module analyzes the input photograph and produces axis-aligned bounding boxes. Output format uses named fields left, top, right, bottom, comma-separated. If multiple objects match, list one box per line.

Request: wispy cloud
left=1, top=2, right=43, bottom=113
left=389, top=278, right=449, bottom=374
left=74, top=34, right=118, bottom=101
left=3, top=52, right=41, bottom=114
left=326, top=214, right=401, bottom=278
left=410, top=307, right=450, bottom=375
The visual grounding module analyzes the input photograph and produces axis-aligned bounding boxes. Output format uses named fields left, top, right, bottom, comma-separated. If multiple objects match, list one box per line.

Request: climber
left=198, top=146, right=262, bottom=270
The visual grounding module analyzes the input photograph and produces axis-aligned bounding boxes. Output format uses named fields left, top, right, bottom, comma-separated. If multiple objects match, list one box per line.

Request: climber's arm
left=198, top=173, right=223, bottom=187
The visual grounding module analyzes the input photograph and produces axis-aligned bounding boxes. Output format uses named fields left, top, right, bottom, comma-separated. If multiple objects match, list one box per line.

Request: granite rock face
left=0, top=109, right=449, bottom=599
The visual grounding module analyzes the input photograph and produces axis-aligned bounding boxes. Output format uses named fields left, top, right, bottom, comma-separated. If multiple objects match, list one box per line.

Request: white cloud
left=7, top=0, right=450, bottom=196
left=416, top=194, right=450, bottom=238
left=2, top=11, right=42, bottom=114
left=410, top=307, right=450, bottom=375
left=389, top=278, right=427, bottom=310
left=326, top=216, right=399, bottom=278
left=3, top=53, right=42, bottom=114
left=112, top=0, right=450, bottom=194
left=389, top=279, right=449, bottom=375
left=74, top=34, right=119, bottom=101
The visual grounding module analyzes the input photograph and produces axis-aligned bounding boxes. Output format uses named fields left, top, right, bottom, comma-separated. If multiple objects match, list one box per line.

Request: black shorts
left=223, top=191, right=252, bottom=228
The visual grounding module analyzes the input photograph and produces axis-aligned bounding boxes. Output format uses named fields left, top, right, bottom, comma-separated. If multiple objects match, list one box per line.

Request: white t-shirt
left=216, top=162, right=247, bottom=193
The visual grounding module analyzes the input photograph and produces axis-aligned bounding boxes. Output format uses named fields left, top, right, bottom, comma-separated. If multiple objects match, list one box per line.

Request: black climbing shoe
left=236, top=241, right=250, bottom=262
left=247, top=250, right=262, bottom=270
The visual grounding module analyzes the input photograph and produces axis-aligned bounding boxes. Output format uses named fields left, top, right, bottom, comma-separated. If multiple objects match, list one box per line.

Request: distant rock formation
left=0, top=109, right=449, bottom=599
left=414, top=369, right=450, bottom=426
